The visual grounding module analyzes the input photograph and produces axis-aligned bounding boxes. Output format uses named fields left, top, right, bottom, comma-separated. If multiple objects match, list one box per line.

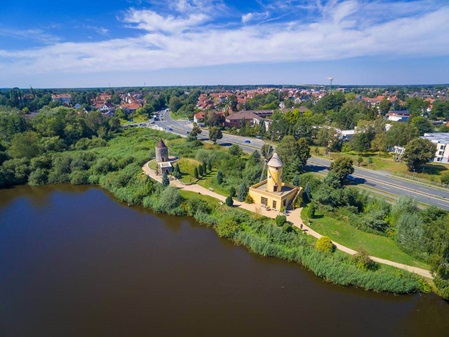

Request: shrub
left=215, top=219, right=239, bottom=238
left=237, top=180, right=248, bottom=202
left=307, top=202, right=316, bottom=218
left=70, top=171, right=89, bottom=185
left=225, top=196, right=233, bottom=207
left=244, top=194, right=254, bottom=204
left=216, top=169, right=223, bottom=184
left=441, top=173, right=449, bottom=185
left=316, top=236, right=334, bottom=253
left=275, top=215, right=287, bottom=227
left=229, top=186, right=236, bottom=197
left=353, top=247, right=378, bottom=271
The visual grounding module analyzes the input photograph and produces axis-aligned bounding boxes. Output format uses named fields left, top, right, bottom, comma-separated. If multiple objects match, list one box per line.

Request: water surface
left=0, top=185, right=448, bottom=337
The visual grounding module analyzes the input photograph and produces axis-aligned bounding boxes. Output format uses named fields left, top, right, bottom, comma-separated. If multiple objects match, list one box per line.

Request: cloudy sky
left=0, top=0, right=448, bottom=88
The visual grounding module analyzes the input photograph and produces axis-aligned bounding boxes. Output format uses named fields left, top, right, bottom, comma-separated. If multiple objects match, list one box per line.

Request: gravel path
left=143, top=162, right=432, bottom=279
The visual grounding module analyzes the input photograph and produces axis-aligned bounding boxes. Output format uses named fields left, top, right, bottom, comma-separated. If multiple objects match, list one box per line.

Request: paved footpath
left=143, top=162, right=432, bottom=279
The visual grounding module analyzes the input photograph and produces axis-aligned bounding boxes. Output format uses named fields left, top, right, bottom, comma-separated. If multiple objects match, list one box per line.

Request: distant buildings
left=51, top=94, right=71, bottom=105
left=387, top=110, right=410, bottom=122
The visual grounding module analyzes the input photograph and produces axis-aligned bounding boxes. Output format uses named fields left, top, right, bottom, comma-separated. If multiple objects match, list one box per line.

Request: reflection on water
left=0, top=185, right=448, bottom=337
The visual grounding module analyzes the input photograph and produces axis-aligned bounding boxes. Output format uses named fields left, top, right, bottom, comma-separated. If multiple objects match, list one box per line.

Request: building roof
left=267, top=153, right=283, bottom=168
left=226, top=110, right=262, bottom=121
left=156, top=138, right=167, bottom=149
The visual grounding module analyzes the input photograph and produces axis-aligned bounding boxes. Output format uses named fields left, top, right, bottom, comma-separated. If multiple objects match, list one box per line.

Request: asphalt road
left=155, top=109, right=265, bottom=153
left=308, top=156, right=449, bottom=210
left=152, top=109, right=449, bottom=210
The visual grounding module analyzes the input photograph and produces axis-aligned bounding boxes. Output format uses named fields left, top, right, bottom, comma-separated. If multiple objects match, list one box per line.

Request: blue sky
left=0, top=0, right=448, bottom=88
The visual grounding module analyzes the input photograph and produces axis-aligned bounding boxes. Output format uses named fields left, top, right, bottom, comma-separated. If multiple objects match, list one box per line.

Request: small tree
left=194, top=167, right=199, bottom=179
left=162, top=171, right=169, bottom=187
left=198, top=164, right=204, bottom=176
left=202, top=161, right=207, bottom=174
left=357, top=156, right=363, bottom=166
left=307, top=201, right=316, bottom=218
left=316, top=236, right=334, bottom=253
left=275, top=215, right=287, bottom=227
left=225, top=196, right=234, bottom=207
left=229, top=186, right=236, bottom=197
left=207, top=159, right=212, bottom=171
left=237, top=180, right=248, bottom=202
left=216, top=169, right=223, bottom=184
left=293, top=175, right=300, bottom=187
left=209, top=126, right=223, bottom=144
left=190, top=123, right=202, bottom=139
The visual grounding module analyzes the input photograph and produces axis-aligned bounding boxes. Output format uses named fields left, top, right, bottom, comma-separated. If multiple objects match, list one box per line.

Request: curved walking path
left=143, top=162, right=432, bottom=279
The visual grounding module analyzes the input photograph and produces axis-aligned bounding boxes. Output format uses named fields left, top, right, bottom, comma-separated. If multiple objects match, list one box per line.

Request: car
left=186, top=131, right=190, bottom=134
left=244, top=139, right=251, bottom=144
left=168, top=128, right=173, bottom=131
left=256, top=136, right=262, bottom=139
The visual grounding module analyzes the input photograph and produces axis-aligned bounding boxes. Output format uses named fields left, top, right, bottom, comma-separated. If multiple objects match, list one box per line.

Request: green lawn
left=177, top=158, right=201, bottom=184
left=196, top=169, right=230, bottom=197
left=302, top=207, right=430, bottom=270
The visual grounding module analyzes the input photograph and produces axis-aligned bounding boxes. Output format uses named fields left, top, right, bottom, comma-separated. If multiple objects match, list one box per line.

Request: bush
left=244, top=194, right=254, bottom=204
left=353, top=247, right=378, bottom=271
left=215, top=219, right=239, bottom=238
left=229, top=186, right=236, bottom=197
left=70, top=171, right=89, bottom=185
left=225, top=196, right=233, bottom=207
left=275, top=215, right=287, bottom=227
left=316, top=236, right=334, bottom=253
left=441, top=173, right=449, bottom=185
left=307, top=202, right=316, bottom=218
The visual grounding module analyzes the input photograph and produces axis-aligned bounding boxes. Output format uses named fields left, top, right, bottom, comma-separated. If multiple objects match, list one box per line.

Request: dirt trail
left=143, top=162, right=432, bottom=279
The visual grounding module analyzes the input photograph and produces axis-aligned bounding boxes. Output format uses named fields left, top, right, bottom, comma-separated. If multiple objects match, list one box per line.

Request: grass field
left=301, top=206, right=430, bottom=270
left=196, top=169, right=231, bottom=197
left=177, top=157, right=202, bottom=184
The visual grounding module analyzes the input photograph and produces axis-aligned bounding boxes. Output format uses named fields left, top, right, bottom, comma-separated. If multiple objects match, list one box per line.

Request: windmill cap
left=156, top=139, right=167, bottom=149
left=267, top=153, right=283, bottom=168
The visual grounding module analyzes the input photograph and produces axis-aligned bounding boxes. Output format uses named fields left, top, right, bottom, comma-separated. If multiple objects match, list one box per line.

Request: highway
left=152, top=109, right=449, bottom=210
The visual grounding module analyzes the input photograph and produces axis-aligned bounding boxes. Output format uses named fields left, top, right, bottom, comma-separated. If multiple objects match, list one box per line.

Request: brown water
left=0, top=185, right=448, bottom=337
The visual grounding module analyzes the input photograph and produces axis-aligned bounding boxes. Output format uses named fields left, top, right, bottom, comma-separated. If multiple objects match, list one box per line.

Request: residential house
left=422, top=133, right=449, bottom=163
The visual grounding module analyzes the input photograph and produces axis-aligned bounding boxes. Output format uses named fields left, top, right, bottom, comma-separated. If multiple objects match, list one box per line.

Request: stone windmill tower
left=155, top=139, right=169, bottom=163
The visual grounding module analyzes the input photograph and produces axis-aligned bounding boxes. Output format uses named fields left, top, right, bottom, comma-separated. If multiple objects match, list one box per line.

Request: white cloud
left=0, top=28, right=61, bottom=44
left=1, top=0, right=449, bottom=85
left=241, top=11, right=270, bottom=24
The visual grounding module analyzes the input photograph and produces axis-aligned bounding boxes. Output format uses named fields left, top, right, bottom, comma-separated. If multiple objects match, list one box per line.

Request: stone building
left=155, top=139, right=172, bottom=175
left=248, top=153, right=300, bottom=211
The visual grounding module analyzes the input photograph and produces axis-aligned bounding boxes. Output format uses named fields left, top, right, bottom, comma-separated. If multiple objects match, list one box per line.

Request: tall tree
left=209, top=126, right=223, bottom=144
left=329, top=156, right=354, bottom=184
left=403, top=138, right=437, bottom=172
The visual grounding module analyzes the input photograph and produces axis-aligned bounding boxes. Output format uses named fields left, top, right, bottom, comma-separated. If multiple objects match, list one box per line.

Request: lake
left=1, top=185, right=448, bottom=337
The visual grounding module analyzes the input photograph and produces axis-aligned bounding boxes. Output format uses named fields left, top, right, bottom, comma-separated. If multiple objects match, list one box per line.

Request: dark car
left=168, top=128, right=173, bottom=131
left=244, top=139, right=251, bottom=144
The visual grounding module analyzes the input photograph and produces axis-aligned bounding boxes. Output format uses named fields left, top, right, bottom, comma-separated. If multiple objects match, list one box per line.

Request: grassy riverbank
left=0, top=126, right=431, bottom=295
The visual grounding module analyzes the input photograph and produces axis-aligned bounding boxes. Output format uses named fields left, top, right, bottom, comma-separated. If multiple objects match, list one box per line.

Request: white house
left=422, top=133, right=449, bottom=163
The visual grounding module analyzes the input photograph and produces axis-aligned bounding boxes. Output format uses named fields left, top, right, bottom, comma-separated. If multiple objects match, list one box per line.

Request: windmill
left=259, top=137, right=275, bottom=182
left=327, top=76, right=334, bottom=94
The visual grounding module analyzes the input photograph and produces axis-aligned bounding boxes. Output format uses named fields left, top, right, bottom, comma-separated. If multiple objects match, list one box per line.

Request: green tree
left=379, top=98, right=392, bottom=116
left=190, top=123, right=202, bottom=139
left=403, top=138, right=436, bottom=172
left=216, top=169, right=223, bottom=184
left=225, top=195, right=234, bottom=207
left=198, top=164, right=204, bottom=176
left=162, top=171, right=170, bottom=187
left=8, top=131, right=41, bottom=159
left=386, top=123, right=419, bottom=147
left=353, top=132, right=371, bottom=154
left=229, top=144, right=243, bottom=157
left=411, top=116, right=434, bottom=136
left=229, top=186, right=236, bottom=197
left=194, top=166, right=199, bottom=179
left=202, top=161, right=207, bottom=174
left=207, top=159, right=212, bottom=171
left=237, top=180, right=248, bottom=202
left=209, top=126, right=223, bottom=143
left=329, top=156, right=354, bottom=184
